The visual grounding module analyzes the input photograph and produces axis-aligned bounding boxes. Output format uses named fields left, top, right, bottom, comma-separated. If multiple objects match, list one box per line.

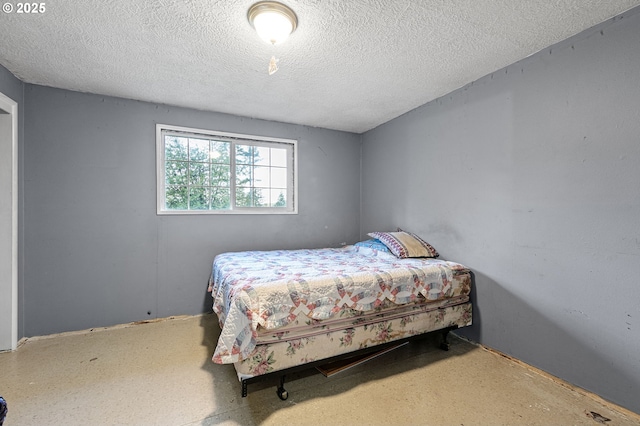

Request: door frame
left=0, top=91, right=18, bottom=351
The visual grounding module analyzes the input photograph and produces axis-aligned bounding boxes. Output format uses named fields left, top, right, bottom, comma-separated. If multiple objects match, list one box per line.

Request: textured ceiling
left=1, top=0, right=639, bottom=133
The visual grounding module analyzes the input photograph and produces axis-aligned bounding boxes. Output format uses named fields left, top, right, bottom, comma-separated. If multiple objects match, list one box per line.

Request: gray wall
left=22, top=85, right=361, bottom=337
left=0, top=65, right=25, bottom=339
left=361, top=9, right=640, bottom=413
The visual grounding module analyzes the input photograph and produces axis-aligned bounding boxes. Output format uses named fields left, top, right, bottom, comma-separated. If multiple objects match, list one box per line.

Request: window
left=157, top=124, right=297, bottom=214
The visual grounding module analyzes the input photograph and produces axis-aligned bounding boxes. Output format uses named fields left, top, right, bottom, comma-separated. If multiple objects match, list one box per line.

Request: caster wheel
left=277, top=387, right=288, bottom=400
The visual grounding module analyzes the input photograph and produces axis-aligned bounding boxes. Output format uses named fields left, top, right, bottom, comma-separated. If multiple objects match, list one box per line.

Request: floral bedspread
left=208, top=245, right=468, bottom=364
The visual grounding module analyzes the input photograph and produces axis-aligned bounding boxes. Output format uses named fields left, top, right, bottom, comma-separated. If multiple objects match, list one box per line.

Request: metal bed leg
left=276, top=375, right=288, bottom=400
left=241, top=379, right=248, bottom=397
left=439, top=329, right=451, bottom=351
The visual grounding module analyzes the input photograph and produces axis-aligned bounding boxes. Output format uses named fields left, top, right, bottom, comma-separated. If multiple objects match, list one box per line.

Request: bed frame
left=240, top=325, right=460, bottom=400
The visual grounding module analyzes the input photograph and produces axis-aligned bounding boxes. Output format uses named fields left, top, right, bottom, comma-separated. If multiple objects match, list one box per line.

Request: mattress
left=254, top=279, right=470, bottom=345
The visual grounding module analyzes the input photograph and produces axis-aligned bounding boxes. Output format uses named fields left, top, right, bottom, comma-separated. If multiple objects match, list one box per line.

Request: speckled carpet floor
left=1, top=314, right=638, bottom=425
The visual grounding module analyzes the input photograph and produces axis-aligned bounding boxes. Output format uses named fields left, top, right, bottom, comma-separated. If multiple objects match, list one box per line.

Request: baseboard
left=17, top=313, right=207, bottom=345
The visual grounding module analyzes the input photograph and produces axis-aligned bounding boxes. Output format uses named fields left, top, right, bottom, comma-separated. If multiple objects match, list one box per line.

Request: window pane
left=165, top=136, right=188, bottom=161
left=236, top=187, right=252, bottom=207
left=211, top=164, right=230, bottom=187
left=189, top=162, right=209, bottom=186
left=253, top=188, right=268, bottom=207
left=211, top=187, right=230, bottom=210
left=271, top=167, right=287, bottom=189
left=166, top=186, right=188, bottom=210
left=166, top=161, right=188, bottom=185
left=253, top=166, right=270, bottom=188
left=271, top=148, right=287, bottom=167
left=211, top=141, right=230, bottom=164
left=236, top=165, right=253, bottom=187
left=189, top=187, right=210, bottom=210
left=235, top=144, right=254, bottom=165
left=254, top=146, right=270, bottom=166
left=189, top=138, right=210, bottom=162
left=272, top=189, right=287, bottom=207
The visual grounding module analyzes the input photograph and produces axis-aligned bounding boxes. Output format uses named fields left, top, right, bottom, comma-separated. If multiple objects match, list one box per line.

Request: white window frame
left=156, top=124, right=298, bottom=215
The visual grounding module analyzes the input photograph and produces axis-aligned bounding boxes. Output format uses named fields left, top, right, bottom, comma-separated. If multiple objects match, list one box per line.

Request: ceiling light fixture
left=248, top=1, right=298, bottom=45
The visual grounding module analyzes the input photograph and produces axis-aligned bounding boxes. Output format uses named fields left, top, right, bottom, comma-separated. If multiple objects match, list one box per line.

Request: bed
left=207, top=231, right=473, bottom=399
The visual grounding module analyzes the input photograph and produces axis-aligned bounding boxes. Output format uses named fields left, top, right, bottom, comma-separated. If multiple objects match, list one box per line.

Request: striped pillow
left=367, top=231, right=439, bottom=258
